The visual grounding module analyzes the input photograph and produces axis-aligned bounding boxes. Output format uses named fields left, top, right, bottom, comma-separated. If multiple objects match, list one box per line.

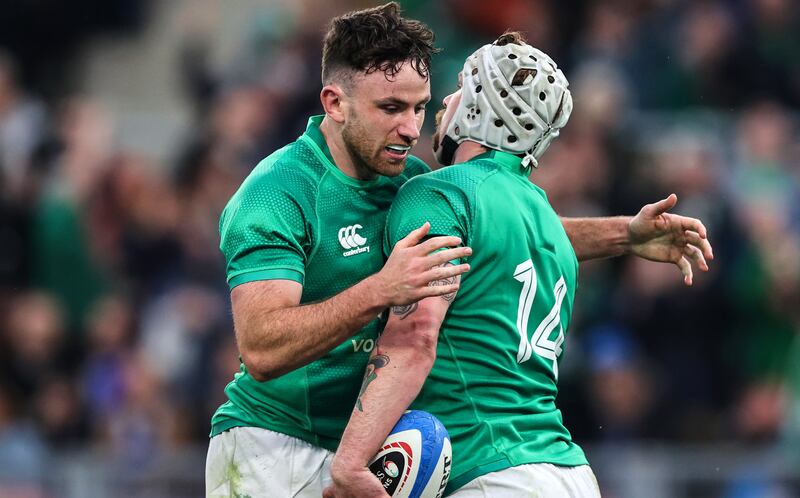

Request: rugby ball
left=368, top=410, right=452, bottom=498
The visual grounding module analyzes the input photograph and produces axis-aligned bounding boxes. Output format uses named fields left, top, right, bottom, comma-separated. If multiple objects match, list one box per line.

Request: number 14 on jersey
left=513, top=259, right=567, bottom=379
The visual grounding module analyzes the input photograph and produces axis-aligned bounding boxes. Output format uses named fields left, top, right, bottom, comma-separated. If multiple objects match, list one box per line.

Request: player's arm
left=235, top=226, right=470, bottom=381
left=560, top=194, right=714, bottom=285
left=323, top=274, right=455, bottom=498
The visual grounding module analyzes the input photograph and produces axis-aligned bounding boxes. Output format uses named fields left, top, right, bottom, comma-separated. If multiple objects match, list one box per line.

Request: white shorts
left=206, top=427, right=334, bottom=498
left=452, top=463, right=600, bottom=498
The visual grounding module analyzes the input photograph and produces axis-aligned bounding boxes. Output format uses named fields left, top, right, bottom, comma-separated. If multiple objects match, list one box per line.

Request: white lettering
left=351, top=339, right=376, bottom=352
left=342, top=245, right=371, bottom=257
left=513, top=258, right=567, bottom=379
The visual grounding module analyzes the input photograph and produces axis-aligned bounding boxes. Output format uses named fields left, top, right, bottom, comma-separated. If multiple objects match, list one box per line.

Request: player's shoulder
left=238, top=141, right=324, bottom=200
left=258, top=139, right=326, bottom=185
left=403, top=155, right=432, bottom=178
left=403, top=160, right=494, bottom=197
left=222, top=141, right=322, bottom=225
left=393, top=167, right=474, bottom=212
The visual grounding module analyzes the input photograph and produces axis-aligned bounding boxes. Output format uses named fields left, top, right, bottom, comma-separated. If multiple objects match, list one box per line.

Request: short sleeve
left=220, top=177, right=314, bottom=289
left=383, top=175, right=471, bottom=258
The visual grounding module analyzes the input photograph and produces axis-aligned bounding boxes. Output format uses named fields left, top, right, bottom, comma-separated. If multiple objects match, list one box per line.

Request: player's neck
left=453, top=141, right=488, bottom=165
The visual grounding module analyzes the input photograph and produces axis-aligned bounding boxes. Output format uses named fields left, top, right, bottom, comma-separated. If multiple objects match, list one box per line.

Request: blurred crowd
left=0, top=0, right=798, bottom=495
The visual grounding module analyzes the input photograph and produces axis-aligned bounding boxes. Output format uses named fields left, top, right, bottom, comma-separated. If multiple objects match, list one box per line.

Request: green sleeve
left=219, top=175, right=314, bottom=289
left=383, top=174, right=471, bottom=258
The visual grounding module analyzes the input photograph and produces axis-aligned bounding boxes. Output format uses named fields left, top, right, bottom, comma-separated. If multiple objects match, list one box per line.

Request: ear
left=320, top=84, right=347, bottom=124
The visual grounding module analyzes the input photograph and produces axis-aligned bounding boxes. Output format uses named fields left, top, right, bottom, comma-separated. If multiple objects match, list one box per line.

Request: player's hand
left=323, top=465, right=388, bottom=498
left=372, top=222, right=471, bottom=306
left=628, top=194, right=714, bottom=286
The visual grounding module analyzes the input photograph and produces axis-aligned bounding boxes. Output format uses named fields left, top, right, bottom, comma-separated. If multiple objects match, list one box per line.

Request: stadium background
left=0, top=0, right=798, bottom=496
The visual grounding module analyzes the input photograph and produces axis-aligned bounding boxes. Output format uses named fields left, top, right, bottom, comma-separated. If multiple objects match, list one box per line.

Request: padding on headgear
left=442, top=38, right=573, bottom=168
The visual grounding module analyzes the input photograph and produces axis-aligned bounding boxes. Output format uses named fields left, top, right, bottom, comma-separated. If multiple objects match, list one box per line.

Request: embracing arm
left=561, top=194, right=714, bottom=285
left=234, top=278, right=382, bottom=381
left=234, top=224, right=470, bottom=381
left=323, top=273, right=456, bottom=498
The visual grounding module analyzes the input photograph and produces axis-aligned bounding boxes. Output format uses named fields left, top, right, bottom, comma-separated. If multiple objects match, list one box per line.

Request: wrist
left=352, top=273, right=390, bottom=316
left=596, top=215, right=634, bottom=257
left=621, top=216, right=635, bottom=255
left=332, top=452, right=367, bottom=475
left=358, top=273, right=390, bottom=314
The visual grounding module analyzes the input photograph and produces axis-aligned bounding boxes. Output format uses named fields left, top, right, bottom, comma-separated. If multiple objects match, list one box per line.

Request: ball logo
left=369, top=411, right=452, bottom=498
left=368, top=449, right=407, bottom=495
left=384, top=460, right=400, bottom=478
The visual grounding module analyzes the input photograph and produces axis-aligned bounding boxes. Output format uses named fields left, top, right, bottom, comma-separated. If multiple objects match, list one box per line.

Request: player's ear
left=321, top=84, right=347, bottom=123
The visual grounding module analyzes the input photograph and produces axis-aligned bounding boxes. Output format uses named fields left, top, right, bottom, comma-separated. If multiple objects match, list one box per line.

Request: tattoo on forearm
left=428, top=263, right=457, bottom=302
left=392, top=302, right=418, bottom=319
left=356, top=352, right=390, bottom=412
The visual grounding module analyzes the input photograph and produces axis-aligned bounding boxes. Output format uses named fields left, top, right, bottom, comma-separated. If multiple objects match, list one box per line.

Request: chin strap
left=521, top=151, right=538, bottom=169
left=439, top=135, right=460, bottom=166
left=522, top=122, right=559, bottom=170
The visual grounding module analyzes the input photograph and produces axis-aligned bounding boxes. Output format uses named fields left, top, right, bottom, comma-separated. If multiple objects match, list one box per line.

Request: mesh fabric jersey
left=384, top=150, right=588, bottom=494
left=211, top=115, right=429, bottom=450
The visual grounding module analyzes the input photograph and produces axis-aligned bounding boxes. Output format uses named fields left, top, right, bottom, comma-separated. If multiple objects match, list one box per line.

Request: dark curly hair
left=321, top=2, right=438, bottom=86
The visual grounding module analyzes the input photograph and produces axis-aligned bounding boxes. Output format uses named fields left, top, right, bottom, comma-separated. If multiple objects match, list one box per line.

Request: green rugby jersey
left=211, top=115, right=429, bottom=450
left=384, top=150, right=587, bottom=494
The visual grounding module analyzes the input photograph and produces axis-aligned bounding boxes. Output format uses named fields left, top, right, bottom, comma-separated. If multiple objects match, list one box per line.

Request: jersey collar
left=303, top=115, right=335, bottom=164
left=471, top=150, right=528, bottom=176
left=302, top=115, right=383, bottom=188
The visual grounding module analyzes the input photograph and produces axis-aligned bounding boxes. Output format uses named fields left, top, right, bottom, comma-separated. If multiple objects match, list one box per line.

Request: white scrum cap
left=442, top=35, right=573, bottom=168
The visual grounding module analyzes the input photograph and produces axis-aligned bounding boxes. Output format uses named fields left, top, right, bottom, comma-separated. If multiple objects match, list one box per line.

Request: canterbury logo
left=338, top=225, right=368, bottom=249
